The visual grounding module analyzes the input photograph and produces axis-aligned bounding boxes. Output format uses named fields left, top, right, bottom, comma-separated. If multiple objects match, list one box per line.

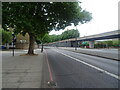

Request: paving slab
left=2, top=49, right=44, bottom=88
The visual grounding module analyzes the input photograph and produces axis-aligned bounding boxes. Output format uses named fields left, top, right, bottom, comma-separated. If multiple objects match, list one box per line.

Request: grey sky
left=50, top=0, right=119, bottom=37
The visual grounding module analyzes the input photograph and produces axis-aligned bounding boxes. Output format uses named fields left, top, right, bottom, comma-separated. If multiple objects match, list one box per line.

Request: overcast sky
left=49, top=0, right=119, bottom=37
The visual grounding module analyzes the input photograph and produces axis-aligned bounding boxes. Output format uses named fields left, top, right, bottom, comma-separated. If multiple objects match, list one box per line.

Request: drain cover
left=47, top=81, right=57, bottom=87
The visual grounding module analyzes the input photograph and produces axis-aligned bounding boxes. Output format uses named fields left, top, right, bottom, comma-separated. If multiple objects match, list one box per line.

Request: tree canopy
left=61, top=29, right=79, bottom=40
left=2, top=2, right=92, bottom=54
left=36, top=29, right=80, bottom=44
left=0, top=28, right=12, bottom=45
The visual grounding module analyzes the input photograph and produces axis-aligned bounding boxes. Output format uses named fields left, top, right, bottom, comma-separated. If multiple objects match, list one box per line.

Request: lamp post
left=41, top=41, right=43, bottom=52
left=12, top=32, right=15, bottom=56
left=75, top=26, right=78, bottom=50
left=75, top=37, right=77, bottom=50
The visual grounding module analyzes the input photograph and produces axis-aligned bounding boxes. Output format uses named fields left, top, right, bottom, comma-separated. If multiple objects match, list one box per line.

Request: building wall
left=16, top=33, right=29, bottom=49
left=71, top=41, right=78, bottom=47
left=48, top=41, right=74, bottom=47
left=16, top=33, right=38, bottom=49
left=57, top=41, right=72, bottom=47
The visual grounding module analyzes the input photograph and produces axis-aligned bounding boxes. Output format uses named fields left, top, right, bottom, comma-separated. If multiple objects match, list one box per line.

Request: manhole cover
left=47, top=81, right=57, bottom=87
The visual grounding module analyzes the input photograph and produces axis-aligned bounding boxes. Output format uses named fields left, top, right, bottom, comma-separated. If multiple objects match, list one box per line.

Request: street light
left=75, top=37, right=77, bottom=50
left=75, top=26, right=78, bottom=50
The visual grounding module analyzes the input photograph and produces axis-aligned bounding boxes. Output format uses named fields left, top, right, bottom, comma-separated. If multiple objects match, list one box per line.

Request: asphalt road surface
left=45, top=47, right=119, bottom=88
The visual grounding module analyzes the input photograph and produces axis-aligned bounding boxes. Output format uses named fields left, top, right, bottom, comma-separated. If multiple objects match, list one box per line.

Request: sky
left=49, top=0, right=119, bottom=37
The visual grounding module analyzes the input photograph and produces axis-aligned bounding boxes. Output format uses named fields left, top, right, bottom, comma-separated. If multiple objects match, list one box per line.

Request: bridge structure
left=46, top=30, right=120, bottom=48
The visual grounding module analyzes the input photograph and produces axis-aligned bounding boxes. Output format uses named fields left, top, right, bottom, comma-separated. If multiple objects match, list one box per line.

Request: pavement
left=2, top=49, right=46, bottom=88
left=0, top=50, right=2, bottom=90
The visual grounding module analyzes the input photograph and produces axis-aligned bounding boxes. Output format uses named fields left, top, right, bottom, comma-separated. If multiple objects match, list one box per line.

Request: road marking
left=44, top=50, right=54, bottom=81
left=55, top=50, right=120, bottom=80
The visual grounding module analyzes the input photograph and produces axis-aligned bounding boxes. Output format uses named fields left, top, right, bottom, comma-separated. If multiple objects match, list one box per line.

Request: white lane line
left=55, top=50, right=120, bottom=80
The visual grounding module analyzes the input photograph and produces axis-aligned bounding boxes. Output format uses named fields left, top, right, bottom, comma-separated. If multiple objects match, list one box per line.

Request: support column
left=89, top=41, right=95, bottom=48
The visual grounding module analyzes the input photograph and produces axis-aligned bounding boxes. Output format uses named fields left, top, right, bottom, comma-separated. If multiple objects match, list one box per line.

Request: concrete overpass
left=47, top=30, right=120, bottom=48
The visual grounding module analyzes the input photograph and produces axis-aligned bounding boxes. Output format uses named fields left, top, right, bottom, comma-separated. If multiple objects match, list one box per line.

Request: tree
left=43, top=29, right=80, bottom=43
left=36, top=33, right=50, bottom=52
left=49, top=34, right=60, bottom=42
left=112, top=39, right=120, bottom=47
left=2, top=2, right=92, bottom=54
left=0, top=28, right=12, bottom=45
left=61, top=29, right=79, bottom=40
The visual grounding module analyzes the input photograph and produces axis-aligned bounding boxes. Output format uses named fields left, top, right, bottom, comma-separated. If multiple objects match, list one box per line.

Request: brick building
left=15, top=33, right=29, bottom=49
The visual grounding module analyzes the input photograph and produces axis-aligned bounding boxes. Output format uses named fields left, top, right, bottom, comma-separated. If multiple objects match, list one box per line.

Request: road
left=59, top=47, right=119, bottom=54
left=58, top=47, right=119, bottom=60
left=45, top=47, right=119, bottom=88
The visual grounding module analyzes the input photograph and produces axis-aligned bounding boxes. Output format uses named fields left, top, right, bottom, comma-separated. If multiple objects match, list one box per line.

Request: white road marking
left=55, top=50, right=120, bottom=80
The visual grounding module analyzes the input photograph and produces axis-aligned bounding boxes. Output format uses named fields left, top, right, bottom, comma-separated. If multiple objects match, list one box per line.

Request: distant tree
left=105, top=41, right=113, bottom=47
left=35, top=32, right=48, bottom=52
left=50, top=34, right=62, bottom=42
left=2, top=2, right=92, bottom=54
left=94, top=40, right=120, bottom=48
left=0, top=29, right=2, bottom=45
left=112, top=40, right=120, bottom=47
left=40, top=29, right=80, bottom=43
left=61, top=29, right=79, bottom=40
left=0, top=28, right=12, bottom=45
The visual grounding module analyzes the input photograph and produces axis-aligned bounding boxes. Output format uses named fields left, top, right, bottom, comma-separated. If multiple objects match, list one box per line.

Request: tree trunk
left=41, top=43, right=43, bottom=52
left=28, top=34, right=35, bottom=54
